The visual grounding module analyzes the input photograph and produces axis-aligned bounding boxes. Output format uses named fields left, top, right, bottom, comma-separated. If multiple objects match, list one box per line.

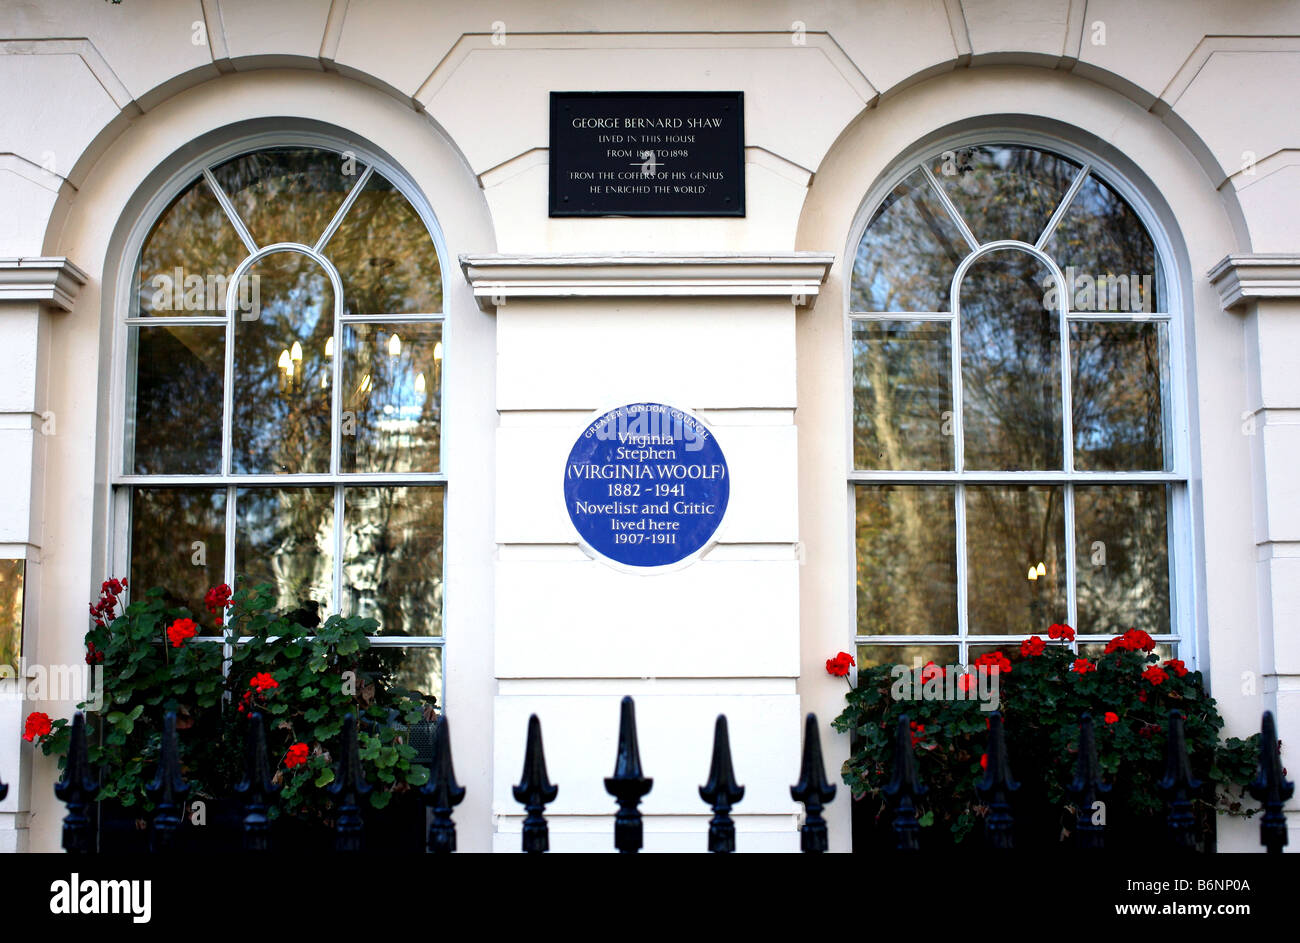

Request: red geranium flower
left=249, top=672, right=279, bottom=693
left=166, top=617, right=198, bottom=648
left=1047, top=623, right=1076, bottom=642
left=958, top=672, right=979, bottom=693
left=1163, top=659, right=1188, bottom=678
left=973, top=651, right=1012, bottom=674
left=23, top=711, right=52, bottom=742
left=284, top=743, right=309, bottom=768
left=1105, top=628, right=1156, bottom=654
left=1020, top=636, right=1046, bottom=657
left=1072, top=658, right=1096, bottom=674
left=1104, top=711, right=1119, bottom=724
left=979, top=753, right=988, bottom=770
left=1142, top=666, right=1168, bottom=686
left=204, top=583, right=233, bottom=615
left=825, top=652, right=855, bottom=677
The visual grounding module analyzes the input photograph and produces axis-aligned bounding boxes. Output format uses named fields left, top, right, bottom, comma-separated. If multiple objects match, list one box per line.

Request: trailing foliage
left=34, top=579, right=435, bottom=822
left=831, top=628, right=1259, bottom=847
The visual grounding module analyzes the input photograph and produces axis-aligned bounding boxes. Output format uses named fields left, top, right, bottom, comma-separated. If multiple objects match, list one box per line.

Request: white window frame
left=106, top=132, right=451, bottom=694
left=844, top=132, right=1196, bottom=668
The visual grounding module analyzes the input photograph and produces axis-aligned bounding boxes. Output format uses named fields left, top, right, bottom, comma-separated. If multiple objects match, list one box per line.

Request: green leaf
left=369, top=791, right=392, bottom=809
left=314, top=768, right=335, bottom=788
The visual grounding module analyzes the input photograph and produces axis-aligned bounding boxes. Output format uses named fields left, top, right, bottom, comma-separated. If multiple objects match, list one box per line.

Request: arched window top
left=851, top=143, right=1163, bottom=316
left=133, top=145, right=443, bottom=320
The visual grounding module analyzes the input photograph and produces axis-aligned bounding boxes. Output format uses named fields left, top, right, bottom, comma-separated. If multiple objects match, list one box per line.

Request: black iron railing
left=12, top=697, right=1294, bottom=853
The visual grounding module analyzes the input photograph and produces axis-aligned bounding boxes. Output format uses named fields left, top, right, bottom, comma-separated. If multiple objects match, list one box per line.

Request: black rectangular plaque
left=549, top=91, right=744, bottom=217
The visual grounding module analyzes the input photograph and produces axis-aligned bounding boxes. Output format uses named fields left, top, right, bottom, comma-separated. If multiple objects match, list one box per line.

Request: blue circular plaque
left=564, top=403, right=729, bottom=569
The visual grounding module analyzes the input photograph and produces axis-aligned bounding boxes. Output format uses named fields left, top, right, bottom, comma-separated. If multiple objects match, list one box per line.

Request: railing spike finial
left=1065, top=713, right=1111, bottom=851
left=975, top=711, right=1019, bottom=850
left=1247, top=710, right=1294, bottom=854
left=604, top=696, right=653, bottom=854
left=328, top=713, right=371, bottom=852
left=234, top=712, right=279, bottom=852
left=422, top=713, right=466, bottom=853
left=513, top=714, right=559, bottom=854
left=1157, top=709, right=1202, bottom=851
left=790, top=713, right=836, bottom=853
left=145, top=711, right=190, bottom=852
left=54, top=711, right=98, bottom=854
left=699, top=715, right=745, bottom=853
left=883, top=714, right=927, bottom=852
left=0, top=770, right=8, bottom=802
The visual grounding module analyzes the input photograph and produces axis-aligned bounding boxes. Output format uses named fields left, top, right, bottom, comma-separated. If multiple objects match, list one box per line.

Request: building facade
left=1, top=0, right=1297, bottom=852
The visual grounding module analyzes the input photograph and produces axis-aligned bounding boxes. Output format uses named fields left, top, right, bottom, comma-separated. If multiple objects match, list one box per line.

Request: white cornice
left=459, top=252, right=835, bottom=311
left=1208, top=255, right=1300, bottom=310
left=0, top=257, right=89, bottom=312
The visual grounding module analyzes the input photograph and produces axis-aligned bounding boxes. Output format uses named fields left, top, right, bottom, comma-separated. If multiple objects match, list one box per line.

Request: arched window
left=849, top=143, right=1184, bottom=670
left=118, top=144, right=445, bottom=704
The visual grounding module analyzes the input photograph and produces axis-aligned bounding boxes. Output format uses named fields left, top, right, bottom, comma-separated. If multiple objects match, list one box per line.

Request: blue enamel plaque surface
left=564, top=403, right=729, bottom=568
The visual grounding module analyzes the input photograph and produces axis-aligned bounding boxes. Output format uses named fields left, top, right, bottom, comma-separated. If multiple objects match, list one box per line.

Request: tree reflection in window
left=850, top=144, right=1178, bottom=668
left=122, top=145, right=446, bottom=706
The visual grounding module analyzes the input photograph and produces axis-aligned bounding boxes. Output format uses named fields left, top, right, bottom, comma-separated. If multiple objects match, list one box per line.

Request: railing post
left=1066, top=713, right=1110, bottom=850
left=699, top=715, right=744, bottom=853
left=234, top=712, right=278, bottom=852
left=790, top=713, right=835, bottom=853
left=54, top=712, right=97, bottom=854
left=975, top=711, right=1019, bottom=850
left=513, top=714, right=559, bottom=854
left=1157, top=709, right=1201, bottom=851
left=145, top=711, right=189, bottom=852
left=604, top=696, right=653, bottom=854
left=422, top=714, right=465, bottom=853
left=1247, top=710, right=1294, bottom=854
left=328, top=713, right=371, bottom=852
left=883, top=714, right=926, bottom=852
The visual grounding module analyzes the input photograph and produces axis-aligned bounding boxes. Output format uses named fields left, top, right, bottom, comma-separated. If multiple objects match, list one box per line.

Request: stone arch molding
left=8, top=5, right=1287, bottom=255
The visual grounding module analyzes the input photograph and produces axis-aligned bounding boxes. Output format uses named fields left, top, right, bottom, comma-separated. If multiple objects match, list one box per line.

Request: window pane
left=1074, top=485, right=1170, bottom=637
left=209, top=147, right=359, bottom=248
left=852, top=320, right=952, bottom=470
left=1071, top=321, right=1168, bottom=471
left=0, top=560, right=24, bottom=673
left=130, top=488, right=226, bottom=630
left=929, top=146, right=1080, bottom=246
left=342, top=486, right=443, bottom=637
left=325, top=172, right=443, bottom=315
left=341, top=323, right=442, bottom=473
left=135, top=176, right=247, bottom=317
left=367, top=646, right=443, bottom=709
left=234, top=488, right=334, bottom=618
left=231, top=251, right=333, bottom=474
left=856, top=486, right=957, bottom=635
left=127, top=325, right=224, bottom=474
left=960, top=250, right=1062, bottom=470
left=1046, top=173, right=1160, bottom=312
left=851, top=169, right=968, bottom=312
left=856, top=644, right=959, bottom=671
left=966, top=486, right=1066, bottom=635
